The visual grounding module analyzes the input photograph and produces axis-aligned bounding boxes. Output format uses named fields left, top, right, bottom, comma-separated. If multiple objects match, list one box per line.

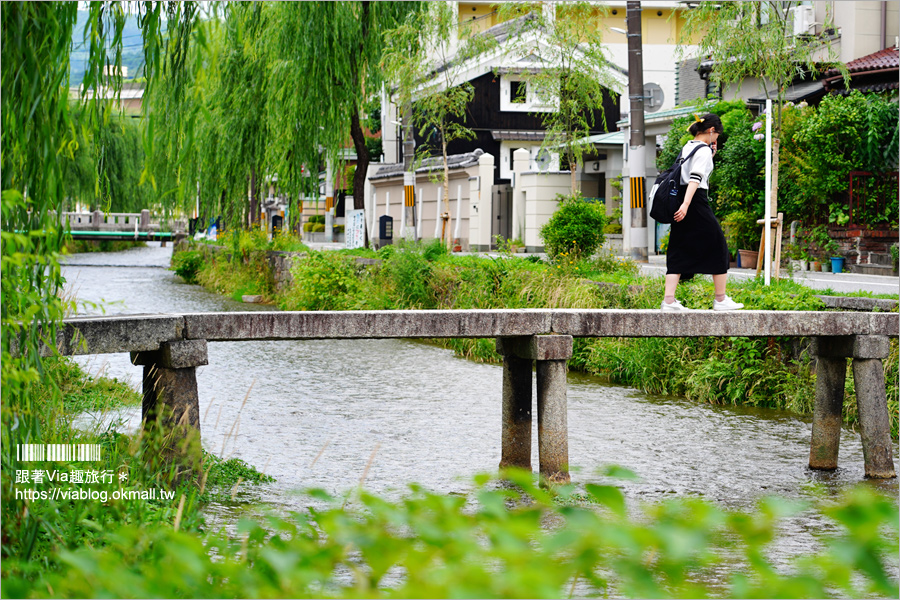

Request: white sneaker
left=713, top=295, right=744, bottom=311
left=661, top=299, right=692, bottom=312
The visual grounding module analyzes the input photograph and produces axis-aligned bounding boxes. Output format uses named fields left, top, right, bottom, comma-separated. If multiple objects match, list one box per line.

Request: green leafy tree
left=679, top=2, right=847, bottom=227
left=65, top=105, right=154, bottom=213
left=381, top=2, right=497, bottom=245
left=786, top=92, right=899, bottom=226
left=1, top=0, right=173, bottom=562
left=263, top=2, right=422, bottom=217
left=499, top=1, right=617, bottom=194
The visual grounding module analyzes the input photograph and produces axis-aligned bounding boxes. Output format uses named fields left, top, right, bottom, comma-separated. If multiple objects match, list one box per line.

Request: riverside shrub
left=540, top=193, right=606, bottom=262
left=281, top=251, right=368, bottom=311
left=5, top=471, right=897, bottom=599
left=171, top=249, right=204, bottom=284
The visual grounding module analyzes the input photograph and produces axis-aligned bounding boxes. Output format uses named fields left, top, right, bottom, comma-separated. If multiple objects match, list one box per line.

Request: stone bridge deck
left=53, top=310, right=899, bottom=482
left=56, top=309, right=898, bottom=354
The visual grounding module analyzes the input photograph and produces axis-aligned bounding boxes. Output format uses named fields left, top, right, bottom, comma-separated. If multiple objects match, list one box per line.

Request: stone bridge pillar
left=810, top=335, right=895, bottom=478
left=131, top=340, right=208, bottom=478
left=497, top=335, right=573, bottom=484
left=140, top=209, right=150, bottom=231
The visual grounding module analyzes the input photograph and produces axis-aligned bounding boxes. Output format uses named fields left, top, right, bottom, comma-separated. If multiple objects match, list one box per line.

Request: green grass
left=816, top=288, right=900, bottom=301
left=41, top=357, right=142, bottom=413
left=2, top=353, right=276, bottom=582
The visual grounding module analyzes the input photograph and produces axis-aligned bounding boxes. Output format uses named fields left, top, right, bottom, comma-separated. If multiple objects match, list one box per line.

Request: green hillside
left=68, top=10, right=145, bottom=85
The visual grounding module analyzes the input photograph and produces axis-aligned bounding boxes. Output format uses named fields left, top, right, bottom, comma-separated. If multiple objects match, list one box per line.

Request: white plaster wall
left=833, top=1, right=899, bottom=61
left=606, top=44, right=698, bottom=114
left=369, top=169, right=476, bottom=247
left=519, top=172, right=571, bottom=250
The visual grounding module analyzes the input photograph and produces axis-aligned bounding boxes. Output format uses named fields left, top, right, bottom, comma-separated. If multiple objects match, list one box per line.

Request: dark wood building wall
left=414, top=72, right=621, bottom=183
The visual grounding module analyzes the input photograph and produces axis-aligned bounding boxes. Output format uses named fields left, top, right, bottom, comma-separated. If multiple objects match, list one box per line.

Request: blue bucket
left=830, top=257, right=845, bottom=274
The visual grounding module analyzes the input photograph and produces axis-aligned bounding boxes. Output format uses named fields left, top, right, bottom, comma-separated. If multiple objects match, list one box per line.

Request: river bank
left=2, top=352, right=273, bottom=587
left=6, top=241, right=896, bottom=598
left=174, top=237, right=899, bottom=439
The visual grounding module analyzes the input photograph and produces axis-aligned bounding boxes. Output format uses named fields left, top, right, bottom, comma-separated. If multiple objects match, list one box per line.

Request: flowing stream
left=62, top=243, right=898, bottom=582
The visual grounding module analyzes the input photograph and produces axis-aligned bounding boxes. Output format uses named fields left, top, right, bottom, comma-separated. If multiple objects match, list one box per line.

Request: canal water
left=62, top=243, right=898, bottom=578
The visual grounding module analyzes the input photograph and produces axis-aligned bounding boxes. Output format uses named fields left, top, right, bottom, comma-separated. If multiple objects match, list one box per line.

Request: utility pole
left=402, top=102, right=418, bottom=240
left=626, top=1, right=648, bottom=262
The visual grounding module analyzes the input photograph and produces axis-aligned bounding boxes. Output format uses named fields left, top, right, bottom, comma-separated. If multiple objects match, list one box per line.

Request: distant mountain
left=69, top=11, right=146, bottom=86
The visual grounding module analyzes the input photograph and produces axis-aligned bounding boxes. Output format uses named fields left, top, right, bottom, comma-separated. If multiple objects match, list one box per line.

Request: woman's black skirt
left=666, top=188, right=729, bottom=278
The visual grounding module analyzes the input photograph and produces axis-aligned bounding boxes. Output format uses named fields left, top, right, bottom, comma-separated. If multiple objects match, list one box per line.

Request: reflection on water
left=63, top=243, right=898, bottom=577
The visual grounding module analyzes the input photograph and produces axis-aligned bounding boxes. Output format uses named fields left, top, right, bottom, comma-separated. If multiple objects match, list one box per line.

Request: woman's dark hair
left=688, top=113, right=724, bottom=136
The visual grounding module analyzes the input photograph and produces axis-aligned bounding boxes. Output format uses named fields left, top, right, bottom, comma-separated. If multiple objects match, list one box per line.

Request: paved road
left=639, top=258, right=898, bottom=296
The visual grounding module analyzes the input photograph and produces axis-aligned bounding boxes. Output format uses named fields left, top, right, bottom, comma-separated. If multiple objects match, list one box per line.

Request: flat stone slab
left=50, top=309, right=898, bottom=356
left=497, top=335, right=574, bottom=360
left=58, top=314, right=184, bottom=355
left=182, top=310, right=555, bottom=341
left=814, top=295, right=899, bottom=312
left=550, top=310, right=898, bottom=338
left=241, top=295, right=263, bottom=304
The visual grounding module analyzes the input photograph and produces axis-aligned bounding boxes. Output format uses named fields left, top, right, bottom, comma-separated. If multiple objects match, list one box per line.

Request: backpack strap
left=678, top=143, right=709, bottom=165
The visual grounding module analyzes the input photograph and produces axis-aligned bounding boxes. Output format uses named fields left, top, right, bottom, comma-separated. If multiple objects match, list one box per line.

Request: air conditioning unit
left=791, top=5, right=814, bottom=36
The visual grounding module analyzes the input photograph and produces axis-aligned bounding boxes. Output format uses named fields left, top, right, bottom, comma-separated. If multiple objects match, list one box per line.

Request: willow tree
left=263, top=2, right=422, bottom=214
left=187, top=2, right=271, bottom=227
left=140, top=2, right=204, bottom=219
left=679, top=2, right=846, bottom=226
left=1, top=1, right=178, bottom=560
left=381, top=2, right=497, bottom=245
left=498, top=2, right=617, bottom=194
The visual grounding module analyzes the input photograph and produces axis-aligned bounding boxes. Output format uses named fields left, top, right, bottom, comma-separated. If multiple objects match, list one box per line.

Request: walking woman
left=661, top=113, right=743, bottom=312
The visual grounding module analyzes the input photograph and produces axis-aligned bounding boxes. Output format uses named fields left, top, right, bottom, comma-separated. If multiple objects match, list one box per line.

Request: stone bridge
left=54, top=309, right=899, bottom=481
left=64, top=210, right=186, bottom=241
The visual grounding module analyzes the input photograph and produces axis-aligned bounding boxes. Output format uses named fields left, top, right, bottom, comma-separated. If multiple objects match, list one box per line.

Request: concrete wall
left=368, top=167, right=478, bottom=249
left=830, top=1, right=899, bottom=62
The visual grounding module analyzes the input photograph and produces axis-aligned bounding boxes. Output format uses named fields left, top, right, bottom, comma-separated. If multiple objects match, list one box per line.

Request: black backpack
left=648, top=144, right=707, bottom=224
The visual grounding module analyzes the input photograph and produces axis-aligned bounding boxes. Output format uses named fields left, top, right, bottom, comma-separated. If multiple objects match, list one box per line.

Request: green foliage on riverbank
left=178, top=240, right=898, bottom=438
left=2, top=357, right=274, bottom=585
left=6, top=469, right=898, bottom=599
left=40, top=357, right=142, bottom=413
left=171, top=249, right=205, bottom=284
left=62, top=240, right=148, bottom=254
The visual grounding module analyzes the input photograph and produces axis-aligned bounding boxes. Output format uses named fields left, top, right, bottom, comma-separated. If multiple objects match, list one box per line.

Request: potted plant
left=809, top=225, right=842, bottom=274
left=798, top=249, right=810, bottom=272
left=784, top=242, right=802, bottom=273
left=723, top=210, right=760, bottom=269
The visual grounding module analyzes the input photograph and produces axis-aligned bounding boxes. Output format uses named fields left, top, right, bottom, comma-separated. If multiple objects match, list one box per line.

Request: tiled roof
left=748, top=79, right=826, bottom=104
left=369, top=149, right=484, bottom=181
left=577, top=131, right=625, bottom=146
left=491, top=130, right=546, bottom=141
left=826, top=46, right=899, bottom=77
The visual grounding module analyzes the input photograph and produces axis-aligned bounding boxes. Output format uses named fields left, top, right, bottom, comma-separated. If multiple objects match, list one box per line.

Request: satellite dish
left=643, top=83, right=664, bottom=113
left=535, top=148, right=551, bottom=172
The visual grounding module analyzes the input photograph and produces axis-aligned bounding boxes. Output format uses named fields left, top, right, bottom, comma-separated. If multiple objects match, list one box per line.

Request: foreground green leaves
left=5, top=470, right=897, bottom=599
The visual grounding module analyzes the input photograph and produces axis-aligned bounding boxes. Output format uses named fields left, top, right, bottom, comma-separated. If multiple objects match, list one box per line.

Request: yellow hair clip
left=687, top=113, right=702, bottom=132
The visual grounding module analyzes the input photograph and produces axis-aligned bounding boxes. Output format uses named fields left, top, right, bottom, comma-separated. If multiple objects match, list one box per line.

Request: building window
left=501, top=75, right=555, bottom=113
left=510, top=80, right=526, bottom=104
